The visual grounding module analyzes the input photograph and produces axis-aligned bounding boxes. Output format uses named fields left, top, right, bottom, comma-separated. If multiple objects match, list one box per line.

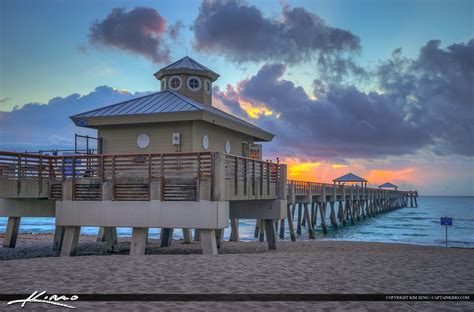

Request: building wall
left=161, top=73, right=212, bottom=106
left=98, top=122, right=193, bottom=154
left=192, top=121, right=254, bottom=156
left=98, top=120, right=255, bottom=156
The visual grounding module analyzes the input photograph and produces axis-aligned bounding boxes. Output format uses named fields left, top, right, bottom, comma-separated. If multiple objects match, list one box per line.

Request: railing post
left=212, top=152, right=226, bottom=201
left=278, top=164, right=287, bottom=200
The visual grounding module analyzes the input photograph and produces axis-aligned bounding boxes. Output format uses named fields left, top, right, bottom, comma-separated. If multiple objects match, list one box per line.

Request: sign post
left=440, top=217, right=453, bottom=248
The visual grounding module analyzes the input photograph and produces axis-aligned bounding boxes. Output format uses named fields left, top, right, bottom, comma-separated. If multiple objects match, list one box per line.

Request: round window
left=205, top=80, right=211, bottom=94
left=168, top=76, right=182, bottom=90
left=137, top=134, right=150, bottom=149
left=187, top=76, right=201, bottom=91
left=202, top=135, right=209, bottom=150
left=161, top=78, right=166, bottom=91
left=225, top=140, right=231, bottom=154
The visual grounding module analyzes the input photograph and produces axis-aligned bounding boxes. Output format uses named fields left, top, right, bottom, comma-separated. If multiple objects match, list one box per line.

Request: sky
left=0, top=0, right=473, bottom=195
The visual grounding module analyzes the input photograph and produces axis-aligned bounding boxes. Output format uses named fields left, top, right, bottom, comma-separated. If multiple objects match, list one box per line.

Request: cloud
left=214, top=38, right=474, bottom=158
left=168, top=21, right=184, bottom=40
left=377, top=39, right=474, bottom=156
left=0, top=87, right=151, bottom=152
left=88, top=7, right=170, bottom=63
left=193, top=0, right=362, bottom=79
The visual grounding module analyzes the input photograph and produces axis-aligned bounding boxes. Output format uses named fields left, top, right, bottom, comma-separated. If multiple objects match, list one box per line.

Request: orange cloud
left=287, top=161, right=321, bottom=178
left=283, top=158, right=418, bottom=190
left=365, top=168, right=417, bottom=186
left=332, top=163, right=348, bottom=169
left=238, top=99, right=273, bottom=119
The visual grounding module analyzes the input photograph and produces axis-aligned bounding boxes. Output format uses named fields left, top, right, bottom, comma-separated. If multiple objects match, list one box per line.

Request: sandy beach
left=0, top=234, right=472, bottom=311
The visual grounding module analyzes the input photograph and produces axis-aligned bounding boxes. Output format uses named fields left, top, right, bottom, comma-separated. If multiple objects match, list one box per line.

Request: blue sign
left=440, top=217, right=452, bottom=226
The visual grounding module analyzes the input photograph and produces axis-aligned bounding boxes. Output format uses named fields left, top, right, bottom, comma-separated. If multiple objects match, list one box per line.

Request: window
left=202, top=135, right=209, bottom=150
left=225, top=140, right=231, bottom=154
left=137, top=134, right=150, bottom=149
left=205, top=80, right=211, bottom=94
left=168, top=76, right=182, bottom=90
left=161, top=78, right=166, bottom=91
left=187, top=76, right=201, bottom=91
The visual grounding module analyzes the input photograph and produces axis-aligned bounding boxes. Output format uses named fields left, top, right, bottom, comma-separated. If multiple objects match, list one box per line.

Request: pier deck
left=0, top=151, right=418, bottom=254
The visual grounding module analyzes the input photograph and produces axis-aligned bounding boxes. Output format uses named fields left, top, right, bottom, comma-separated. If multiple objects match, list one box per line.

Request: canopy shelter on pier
left=333, top=173, right=368, bottom=188
left=378, top=182, right=398, bottom=191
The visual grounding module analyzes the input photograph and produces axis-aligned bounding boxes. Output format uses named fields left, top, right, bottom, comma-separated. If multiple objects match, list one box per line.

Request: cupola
left=154, top=56, right=220, bottom=106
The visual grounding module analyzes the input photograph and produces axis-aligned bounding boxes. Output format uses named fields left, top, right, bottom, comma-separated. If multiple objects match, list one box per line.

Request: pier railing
left=224, top=154, right=279, bottom=200
left=0, top=151, right=284, bottom=202
left=0, top=150, right=411, bottom=202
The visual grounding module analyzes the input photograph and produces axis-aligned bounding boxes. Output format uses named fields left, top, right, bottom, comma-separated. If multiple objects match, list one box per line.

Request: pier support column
left=303, top=204, right=315, bottom=239
left=104, top=227, right=119, bottom=253
left=311, top=202, right=317, bottom=229
left=356, top=201, right=361, bottom=222
left=53, top=226, right=65, bottom=252
left=264, top=219, right=277, bottom=250
left=279, top=219, right=285, bottom=239
left=337, top=201, right=346, bottom=226
left=194, top=229, right=201, bottom=242
left=194, top=229, right=200, bottom=241
left=130, top=227, right=148, bottom=256
left=200, top=229, right=218, bottom=255
left=258, top=220, right=265, bottom=242
left=287, top=204, right=296, bottom=242
left=329, top=202, right=338, bottom=230
left=414, top=196, right=418, bottom=208
left=296, top=203, right=303, bottom=235
left=254, top=219, right=261, bottom=238
left=96, top=227, right=105, bottom=242
left=3, top=217, right=21, bottom=248
left=160, top=228, right=174, bottom=247
left=319, top=202, right=328, bottom=234
left=348, top=201, right=355, bottom=225
left=182, top=228, right=192, bottom=243
left=60, top=226, right=81, bottom=257
left=215, top=229, right=224, bottom=248
left=230, top=219, right=239, bottom=241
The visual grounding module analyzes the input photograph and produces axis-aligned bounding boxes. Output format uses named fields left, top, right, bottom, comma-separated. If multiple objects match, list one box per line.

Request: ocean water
left=0, top=196, right=472, bottom=248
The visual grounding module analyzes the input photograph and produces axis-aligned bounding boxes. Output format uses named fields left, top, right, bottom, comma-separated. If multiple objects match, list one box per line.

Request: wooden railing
left=224, top=154, right=279, bottom=200
left=0, top=151, right=285, bottom=202
left=287, top=179, right=408, bottom=200
left=0, top=150, right=409, bottom=202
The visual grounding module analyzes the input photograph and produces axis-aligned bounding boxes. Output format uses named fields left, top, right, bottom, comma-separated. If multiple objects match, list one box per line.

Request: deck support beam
left=60, top=226, right=80, bottom=257
left=3, top=216, right=21, bottom=248
left=130, top=227, right=147, bottom=256
left=200, top=229, right=217, bottom=255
